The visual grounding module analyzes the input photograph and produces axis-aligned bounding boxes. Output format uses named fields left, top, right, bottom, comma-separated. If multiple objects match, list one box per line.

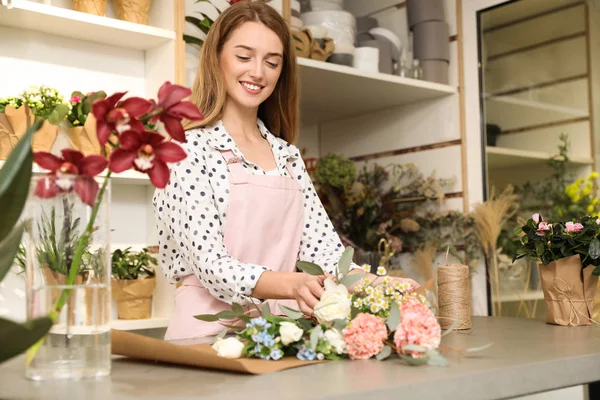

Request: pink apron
left=164, top=150, right=303, bottom=341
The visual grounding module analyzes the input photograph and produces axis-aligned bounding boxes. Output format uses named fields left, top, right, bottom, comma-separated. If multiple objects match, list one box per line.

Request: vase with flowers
left=9, top=81, right=204, bottom=380
left=513, top=214, right=600, bottom=326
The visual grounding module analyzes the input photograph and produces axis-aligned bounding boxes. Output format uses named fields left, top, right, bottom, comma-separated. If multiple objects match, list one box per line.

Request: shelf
left=111, top=317, right=169, bottom=331
left=297, top=57, right=457, bottom=125
left=0, top=0, right=175, bottom=50
left=495, top=290, right=544, bottom=303
left=486, top=146, right=593, bottom=169
left=486, top=95, right=587, bottom=118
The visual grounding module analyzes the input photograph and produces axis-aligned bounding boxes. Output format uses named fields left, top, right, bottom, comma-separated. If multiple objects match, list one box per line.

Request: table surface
left=2, top=317, right=600, bottom=400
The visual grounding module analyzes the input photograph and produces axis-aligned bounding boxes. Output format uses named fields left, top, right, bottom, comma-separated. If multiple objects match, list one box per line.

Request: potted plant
left=65, top=91, right=110, bottom=156
left=111, top=247, right=157, bottom=320
left=513, top=214, right=600, bottom=326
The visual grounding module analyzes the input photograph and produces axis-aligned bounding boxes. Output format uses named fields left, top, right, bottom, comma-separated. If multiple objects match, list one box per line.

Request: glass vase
left=353, top=250, right=380, bottom=274
left=24, top=176, right=111, bottom=380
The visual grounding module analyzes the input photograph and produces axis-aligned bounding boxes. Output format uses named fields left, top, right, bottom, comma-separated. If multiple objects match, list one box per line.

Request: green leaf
left=183, top=34, right=204, bottom=47
left=399, top=354, right=429, bottom=366
left=297, top=318, right=313, bottom=332
left=296, top=261, right=324, bottom=276
left=185, top=16, right=212, bottom=35
left=208, top=329, right=227, bottom=345
left=350, top=306, right=360, bottom=319
left=376, top=345, right=393, bottom=361
left=309, top=325, right=322, bottom=351
left=0, top=317, right=53, bottom=363
left=441, top=318, right=459, bottom=337
left=340, top=271, right=364, bottom=288
left=535, top=242, right=545, bottom=257
left=231, top=302, right=244, bottom=316
left=402, top=344, right=427, bottom=353
left=280, top=305, right=303, bottom=320
left=425, top=350, right=448, bottom=367
left=0, top=120, right=40, bottom=244
left=215, top=310, right=239, bottom=320
left=386, top=301, right=400, bottom=331
left=594, top=267, right=600, bottom=276
left=193, top=314, right=219, bottom=322
left=46, top=104, right=70, bottom=125
left=464, top=342, right=494, bottom=353
left=338, top=247, right=354, bottom=278
left=589, top=239, right=600, bottom=259
left=332, top=319, right=347, bottom=332
left=0, top=223, right=25, bottom=283
left=261, top=302, right=271, bottom=318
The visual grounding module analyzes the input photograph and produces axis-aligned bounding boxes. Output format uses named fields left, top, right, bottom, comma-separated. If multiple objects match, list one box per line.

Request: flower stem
left=26, top=172, right=112, bottom=366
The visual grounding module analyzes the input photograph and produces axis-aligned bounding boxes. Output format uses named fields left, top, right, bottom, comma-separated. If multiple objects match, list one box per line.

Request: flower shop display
left=198, top=248, right=488, bottom=366
left=513, top=215, right=600, bottom=326
left=73, top=0, right=108, bottom=16
left=0, top=81, right=203, bottom=379
left=111, top=247, right=157, bottom=320
left=0, top=86, right=70, bottom=159
left=65, top=91, right=112, bottom=156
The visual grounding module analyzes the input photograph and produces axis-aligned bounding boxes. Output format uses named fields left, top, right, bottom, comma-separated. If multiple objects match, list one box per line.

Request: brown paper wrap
left=73, top=0, right=107, bottom=15
left=112, top=277, right=156, bottom=320
left=67, top=114, right=110, bottom=156
left=42, top=267, right=108, bottom=326
left=539, top=255, right=599, bottom=326
left=292, top=29, right=334, bottom=61
left=114, top=0, right=152, bottom=25
left=111, top=329, right=324, bottom=375
left=0, top=105, right=58, bottom=159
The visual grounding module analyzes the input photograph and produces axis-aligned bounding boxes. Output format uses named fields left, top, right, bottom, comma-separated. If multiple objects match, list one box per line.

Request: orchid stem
left=26, top=172, right=112, bottom=366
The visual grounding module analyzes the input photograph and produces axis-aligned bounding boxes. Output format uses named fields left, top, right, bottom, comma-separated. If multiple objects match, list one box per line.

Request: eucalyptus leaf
left=0, top=317, right=53, bottom=363
left=375, top=345, right=393, bottom=361
left=0, top=223, right=25, bottom=283
left=209, top=329, right=227, bottom=345
left=350, top=306, right=359, bottom=319
left=193, top=314, right=219, bottom=322
left=0, top=120, right=40, bottom=244
left=296, top=261, right=325, bottom=276
left=332, top=319, right=347, bottom=332
left=215, top=310, right=239, bottom=320
left=340, top=272, right=364, bottom=288
left=399, top=354, right=429, bottom=366
left=297, top=318, right=313, bottom=332
left=280, top=305, right=304, bottom=320
left=590, top=239, right=600, bottom=260
left=402, top=344, right=427, bottom=353
left=441, top=318, right=460, bottom=337
left=464, top=342, right=494, bottom=353
left=426, top=352, right=448, bottom=367
left=261, top=302, right=272, bottom=318
left=309, top=325, right=322, bottom=351
left=338, top=247, right=354, bottom=278
left=386, top=301, right=401, bottom=331
left=231, top=302, right=243, bottom=316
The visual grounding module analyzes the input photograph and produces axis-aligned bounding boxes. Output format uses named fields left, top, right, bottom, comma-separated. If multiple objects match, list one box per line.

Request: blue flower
left=250, top=317, right=267, bottom=327
left=296, top=345, right=316, bottom=361
left=253, top=344, right=262, bottom=354
left=270, top=348, right=283, bottom=361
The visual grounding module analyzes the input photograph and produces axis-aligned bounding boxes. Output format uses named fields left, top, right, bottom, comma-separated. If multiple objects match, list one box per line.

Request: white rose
left=279, top=321, right=304, bottom=345
left=314, top=278, right=351, bottom=323
left=324, top=329, right=347, bottom=354
left=212, top=337, right=245, bottom=359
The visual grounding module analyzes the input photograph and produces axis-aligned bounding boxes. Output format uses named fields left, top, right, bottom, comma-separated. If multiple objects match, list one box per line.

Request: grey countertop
left=2, top=317, right=600, bottom=400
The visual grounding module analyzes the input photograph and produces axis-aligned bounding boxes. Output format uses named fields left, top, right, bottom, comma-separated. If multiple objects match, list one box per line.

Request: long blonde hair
left=184, top=1, right=299, bottom=144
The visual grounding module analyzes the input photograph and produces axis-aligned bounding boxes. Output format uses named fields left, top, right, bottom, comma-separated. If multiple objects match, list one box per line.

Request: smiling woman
left=152, top=1, right=419, bottom=343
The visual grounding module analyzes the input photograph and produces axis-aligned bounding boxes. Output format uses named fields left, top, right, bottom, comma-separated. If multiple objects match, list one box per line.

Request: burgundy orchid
left=92, top=92, right=153, bottom=145
left=151, top=81, right=204, bottom=143
left=109, top=130, right=186, bottom=188
left=33, top=149, right=109, bottom=207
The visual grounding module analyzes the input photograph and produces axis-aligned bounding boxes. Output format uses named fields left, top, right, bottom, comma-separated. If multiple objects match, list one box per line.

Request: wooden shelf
left=486, top=146, right=593, bottom=169
left=495, top=290, right=544, bottom=303
left=0, top=0, right=175, bottom=50
left=297, top=57, right=457, bottom=125
left=111, top=317, right=169, bottom=331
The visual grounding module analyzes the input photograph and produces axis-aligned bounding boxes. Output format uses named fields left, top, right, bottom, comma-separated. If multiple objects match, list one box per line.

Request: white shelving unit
left=486, top=146, right=593, bottom=168
left=0, top=0, right=175, bottom=50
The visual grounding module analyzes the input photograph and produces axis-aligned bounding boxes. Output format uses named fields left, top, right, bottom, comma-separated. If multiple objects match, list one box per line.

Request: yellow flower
left=591, top=172, right=599, bottom=179
left=588, top=204, right=595, bottom=213
left=583, top=183, right=592, bottom=197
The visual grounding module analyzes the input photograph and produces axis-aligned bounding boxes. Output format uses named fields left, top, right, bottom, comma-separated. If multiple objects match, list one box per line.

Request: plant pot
left=538, top=255, right=598, bottom=326
left=112, top=277, right=156, bottom=319
left=0, top=105, right=58, bottom=160
left=73, top=0, right=107, bottom=16
left=24, top=178, right=112, bottom=380
left=413, top=21, right=450, bottom=61
left=114, top=0, right=152, bottom=25
left=406, top=0, right=445, bottom=30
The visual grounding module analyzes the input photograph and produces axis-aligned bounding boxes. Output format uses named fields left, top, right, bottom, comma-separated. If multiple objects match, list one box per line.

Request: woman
left=153, top=1, right=418, bottom=342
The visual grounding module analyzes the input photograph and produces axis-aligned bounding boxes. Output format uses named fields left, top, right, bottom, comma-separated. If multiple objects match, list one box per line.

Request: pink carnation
left=343, top=313, right=388, bottom=360
left=565, top=221, right=584, bottom=233
left=394, top=301, right=441, bottom=358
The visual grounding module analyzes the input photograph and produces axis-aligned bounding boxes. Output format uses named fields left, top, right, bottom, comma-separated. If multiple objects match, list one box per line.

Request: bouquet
left=0, top=85, right=71, bottom=125
left=198, top=248, right=485, bottom=366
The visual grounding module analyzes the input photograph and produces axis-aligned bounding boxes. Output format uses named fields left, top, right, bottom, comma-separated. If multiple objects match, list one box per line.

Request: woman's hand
left=291, top=274, right=326, bottom=316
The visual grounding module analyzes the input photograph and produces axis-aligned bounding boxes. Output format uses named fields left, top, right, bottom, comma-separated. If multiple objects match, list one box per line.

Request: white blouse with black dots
left=152, top=119, right=359, bottom=305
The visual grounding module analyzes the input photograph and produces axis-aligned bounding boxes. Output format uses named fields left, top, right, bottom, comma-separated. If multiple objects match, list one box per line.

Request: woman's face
left=219, top=21, right=284, bottom=111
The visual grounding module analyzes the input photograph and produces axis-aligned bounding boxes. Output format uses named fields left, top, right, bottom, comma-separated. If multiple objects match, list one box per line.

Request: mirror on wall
left=478, top=0, right=600, bottom=318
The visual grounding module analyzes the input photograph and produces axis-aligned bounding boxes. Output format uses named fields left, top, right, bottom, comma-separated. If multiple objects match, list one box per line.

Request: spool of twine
left=437, top=264, right=472, bottom=330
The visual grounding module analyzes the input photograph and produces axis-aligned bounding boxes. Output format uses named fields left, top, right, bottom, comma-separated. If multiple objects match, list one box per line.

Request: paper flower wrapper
left=112, top=277, right=156, bottom=320
left=0, top=105, right=58, bottom=159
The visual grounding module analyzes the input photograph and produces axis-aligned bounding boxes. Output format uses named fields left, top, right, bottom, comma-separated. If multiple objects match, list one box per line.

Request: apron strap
left=221, top=150, right=248, bottom=184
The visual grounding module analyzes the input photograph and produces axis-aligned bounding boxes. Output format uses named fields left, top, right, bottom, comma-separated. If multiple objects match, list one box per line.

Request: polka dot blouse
left=152, top=119, right=358, bottom=305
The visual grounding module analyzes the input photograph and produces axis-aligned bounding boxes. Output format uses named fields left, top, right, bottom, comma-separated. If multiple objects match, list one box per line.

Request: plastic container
left=353, top=47, right=379, bottom=73
left=413, top=21, right=449, bottom=61
left=406, top=0, right=446, bottom=30
left=301, top=10, right=356, bottom=46
left=420, top=59, right=449, bottom=84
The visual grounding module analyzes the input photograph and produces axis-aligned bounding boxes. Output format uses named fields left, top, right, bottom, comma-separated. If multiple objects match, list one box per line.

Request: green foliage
left=315, top=153, right=357, bottom=190
left=111, top=247, right=157, bottom=280
left=0, top=86, right=70, bottom=125
left=67, top=91, right=107, bottom=127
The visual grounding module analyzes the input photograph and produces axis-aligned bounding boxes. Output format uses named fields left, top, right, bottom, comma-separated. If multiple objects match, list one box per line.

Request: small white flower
left=324, top=329, right=347, bottom=354
left=317, top=353, right=325, bottom=360
left=314, top=278, right=351, bottom=324
left=376, top=266, right=387, bottom=276
left=212, top=337, right=245, bottom=359
left=279, top=321, right=303, bottom=345
left=362, top=264, right=371, bottom=273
